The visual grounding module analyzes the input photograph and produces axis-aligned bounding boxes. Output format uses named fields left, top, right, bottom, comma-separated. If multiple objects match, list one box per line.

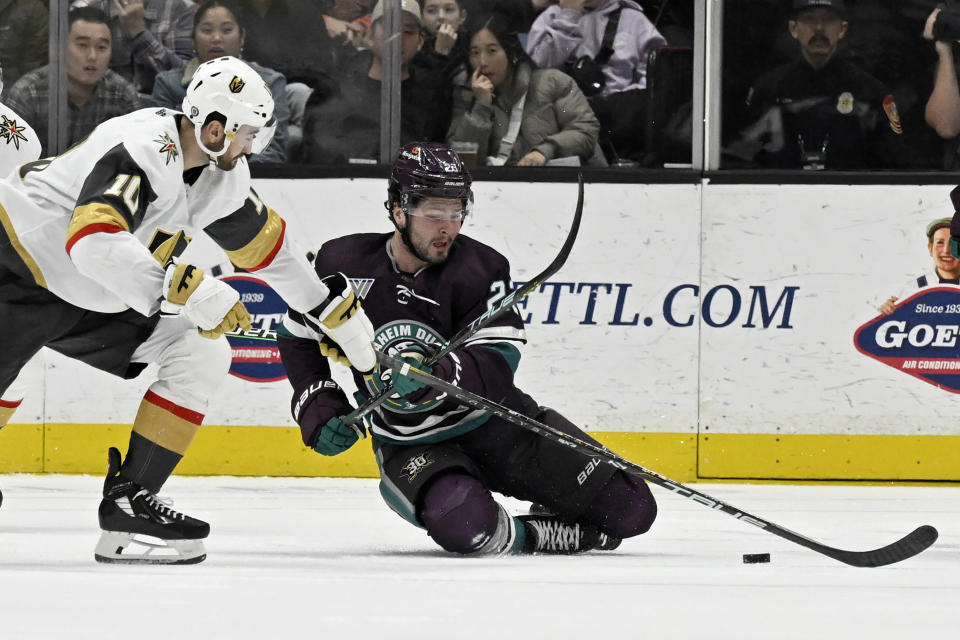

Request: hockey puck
left=742, top=553, right=770, bottom=564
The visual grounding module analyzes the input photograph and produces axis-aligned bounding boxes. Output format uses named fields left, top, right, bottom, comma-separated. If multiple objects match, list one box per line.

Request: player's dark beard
left=399, top=222, right=452, bottom=265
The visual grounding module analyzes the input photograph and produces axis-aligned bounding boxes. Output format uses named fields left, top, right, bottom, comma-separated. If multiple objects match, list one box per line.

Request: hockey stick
left=375, top=351, right=939, bottom=568
left=341, top=174, right=585, bottom=432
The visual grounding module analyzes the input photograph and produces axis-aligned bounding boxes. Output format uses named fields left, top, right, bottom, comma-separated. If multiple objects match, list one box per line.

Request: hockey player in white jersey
left=0, top=56, right=377, bottom=564
left=0, top=62, right=42, bottom=179
left=0, top=60, right=42, bottom=510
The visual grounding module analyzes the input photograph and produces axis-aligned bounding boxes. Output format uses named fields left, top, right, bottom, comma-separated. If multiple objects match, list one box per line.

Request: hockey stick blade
left=376, top=352, right=939, bottom=568
left=341, top=174, right=585, bottom=430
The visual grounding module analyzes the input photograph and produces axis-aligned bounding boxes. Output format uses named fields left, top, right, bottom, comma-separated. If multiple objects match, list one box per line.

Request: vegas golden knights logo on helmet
left=229, top=75, right=245, bottom=93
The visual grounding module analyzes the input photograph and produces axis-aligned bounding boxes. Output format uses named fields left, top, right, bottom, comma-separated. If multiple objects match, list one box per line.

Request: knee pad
left=587, top=472, right=658, bottom=539
left=150, top=329, right=232, bottom=412
left=419, top=472, right=499, bottom=554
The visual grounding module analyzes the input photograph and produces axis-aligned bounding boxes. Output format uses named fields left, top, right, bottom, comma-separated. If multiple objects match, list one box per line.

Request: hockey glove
left=318, top=334, right=353, bottom=368
left=392, top=344, right=456, bottom=403
left=304, top=273, right=376, bottom=373
left=292, top=378, right=358, bottom=456
left=314, top=417, right=360, bottom=456
left=162, top=263, right=252, bottom=339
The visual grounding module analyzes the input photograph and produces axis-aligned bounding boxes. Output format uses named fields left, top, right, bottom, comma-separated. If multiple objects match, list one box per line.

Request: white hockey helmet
left=181, top=56, right=276, bottom=158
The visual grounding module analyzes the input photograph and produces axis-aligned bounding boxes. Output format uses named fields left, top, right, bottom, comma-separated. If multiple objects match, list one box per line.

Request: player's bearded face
left=215, top=124, right=258, bottom=170
left=402, top=197, right=464, bottom=264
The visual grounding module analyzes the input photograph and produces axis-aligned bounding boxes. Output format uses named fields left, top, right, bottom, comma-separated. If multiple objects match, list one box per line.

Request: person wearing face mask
left=150, top=0, right=290, bottom=162
left=728, top=0, right=904, bottom=171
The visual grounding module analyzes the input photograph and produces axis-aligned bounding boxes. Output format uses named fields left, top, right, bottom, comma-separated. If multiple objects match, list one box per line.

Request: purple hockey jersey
left=281, top=232, right=527, bottom=444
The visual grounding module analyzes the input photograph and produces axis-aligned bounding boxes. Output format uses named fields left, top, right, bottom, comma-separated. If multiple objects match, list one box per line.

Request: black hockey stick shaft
left=376, top=351, right=939, bottom=568
left=341, top=174, right=585, bottom=429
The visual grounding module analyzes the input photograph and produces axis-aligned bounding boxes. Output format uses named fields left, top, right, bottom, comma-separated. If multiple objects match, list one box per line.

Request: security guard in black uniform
left=733, top=0, right=904, bottom=170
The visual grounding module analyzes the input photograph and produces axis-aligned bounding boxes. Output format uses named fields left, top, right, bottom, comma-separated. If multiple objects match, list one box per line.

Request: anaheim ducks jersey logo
left=229, top=75, right=246, bottom=93
left=0, top=114, right=30, bottom=150
left=367, top=320, right=447, bottom=413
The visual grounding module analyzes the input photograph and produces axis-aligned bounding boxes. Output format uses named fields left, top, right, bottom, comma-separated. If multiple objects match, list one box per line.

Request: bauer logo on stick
left=854, top=286, right=960, bottom=393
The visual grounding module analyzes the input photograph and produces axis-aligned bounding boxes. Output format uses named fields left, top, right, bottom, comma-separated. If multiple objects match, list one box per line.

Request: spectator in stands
left=299, top=0, right=446, bottom=164
left=879, top=216, right=960, bottom=315
left=71, top=0, right=196, bottom=95
left=418, top=0, right=469, bottom=67
left=458, top=0, right=552, bottom=33
left=240, top=0, right=347, bottom=94
left=324, top=0, right=376, bottom=47
left=150, top=0, right=289, bottom=163
left=410, top=0, right=470, bottom=140
left=238, top=0, right=354, bottom=159
left=447, top=13, right=606, bottom=167
left=920, top=4, right=960, bottom=171
left=526, top=0, right=666, bottom=163
left=0, top=0, right=49, bottom=95
left=727, top=0, right=904, bottom=170
left=4, top=6, right=139, bottom=155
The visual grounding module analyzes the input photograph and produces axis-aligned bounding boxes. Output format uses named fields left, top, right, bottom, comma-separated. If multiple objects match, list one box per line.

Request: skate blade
left=94, top=530, right=206, bottom=565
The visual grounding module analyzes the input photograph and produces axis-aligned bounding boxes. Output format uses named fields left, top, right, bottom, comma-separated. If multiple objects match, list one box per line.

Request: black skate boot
left=94, top=447, right=209, bottom=565
left=524, top=506, right=622, bottom=551
left=519, top=515, right=621, bottom=554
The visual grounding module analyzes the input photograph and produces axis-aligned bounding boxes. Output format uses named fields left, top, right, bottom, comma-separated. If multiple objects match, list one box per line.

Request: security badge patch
left=400, top=452, right=433, bottom=483
left=834, top=92, right=903, bottom=135
left=1, top=114, right=30, bottom=150
left=882, top=95, right=903, bottom=135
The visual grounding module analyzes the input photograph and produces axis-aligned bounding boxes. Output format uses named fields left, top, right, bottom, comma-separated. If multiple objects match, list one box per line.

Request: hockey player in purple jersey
left=278, top=142, right=657, bottom=555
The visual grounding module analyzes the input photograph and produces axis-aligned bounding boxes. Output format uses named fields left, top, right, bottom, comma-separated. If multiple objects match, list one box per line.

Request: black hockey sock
left=119, top=431, right=182, bottom=493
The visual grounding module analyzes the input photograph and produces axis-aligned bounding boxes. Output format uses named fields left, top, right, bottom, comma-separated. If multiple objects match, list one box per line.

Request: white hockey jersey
left=0, top=107, right=325, bottom=316
left=0, top=101, right=41, bottom=178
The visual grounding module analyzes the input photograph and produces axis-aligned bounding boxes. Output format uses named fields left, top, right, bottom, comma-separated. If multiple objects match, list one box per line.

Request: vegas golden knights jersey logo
left=229, top=76, right=245, bottom=93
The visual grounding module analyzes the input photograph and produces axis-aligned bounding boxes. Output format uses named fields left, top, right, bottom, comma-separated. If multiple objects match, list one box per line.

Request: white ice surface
left=0, top=476, right=957, bottom=639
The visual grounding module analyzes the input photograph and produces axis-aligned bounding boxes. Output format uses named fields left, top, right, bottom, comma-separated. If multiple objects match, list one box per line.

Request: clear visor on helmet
left=226, top=119, right=276, bottom=155
left=403, top=192, right=474, bottom=222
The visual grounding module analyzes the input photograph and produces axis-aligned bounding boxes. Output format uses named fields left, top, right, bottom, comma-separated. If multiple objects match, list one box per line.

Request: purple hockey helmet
left=388, top=142, right=474, bottom=218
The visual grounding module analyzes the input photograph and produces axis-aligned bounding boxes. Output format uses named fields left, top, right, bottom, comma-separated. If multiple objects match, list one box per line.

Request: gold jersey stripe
left=131, top=392, right=203, bottom=455
left=224, top=207, right=284, bottom=270
left=66, top=203, right=131, bottom=248
left=0, top=201, right=48, bottom=288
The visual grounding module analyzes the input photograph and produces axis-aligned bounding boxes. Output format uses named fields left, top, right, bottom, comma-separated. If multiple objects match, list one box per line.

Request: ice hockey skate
left=519, top=515, right=621, bottom=554
left=95, top=447, right=209, bottom=565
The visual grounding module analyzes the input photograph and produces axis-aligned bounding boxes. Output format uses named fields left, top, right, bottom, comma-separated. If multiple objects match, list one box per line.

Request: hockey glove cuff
left=292, top=378, right=356, bottom=455
left=305, top=273, right=376, bottom=373
left=162, top=262, right=252, bottom=339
